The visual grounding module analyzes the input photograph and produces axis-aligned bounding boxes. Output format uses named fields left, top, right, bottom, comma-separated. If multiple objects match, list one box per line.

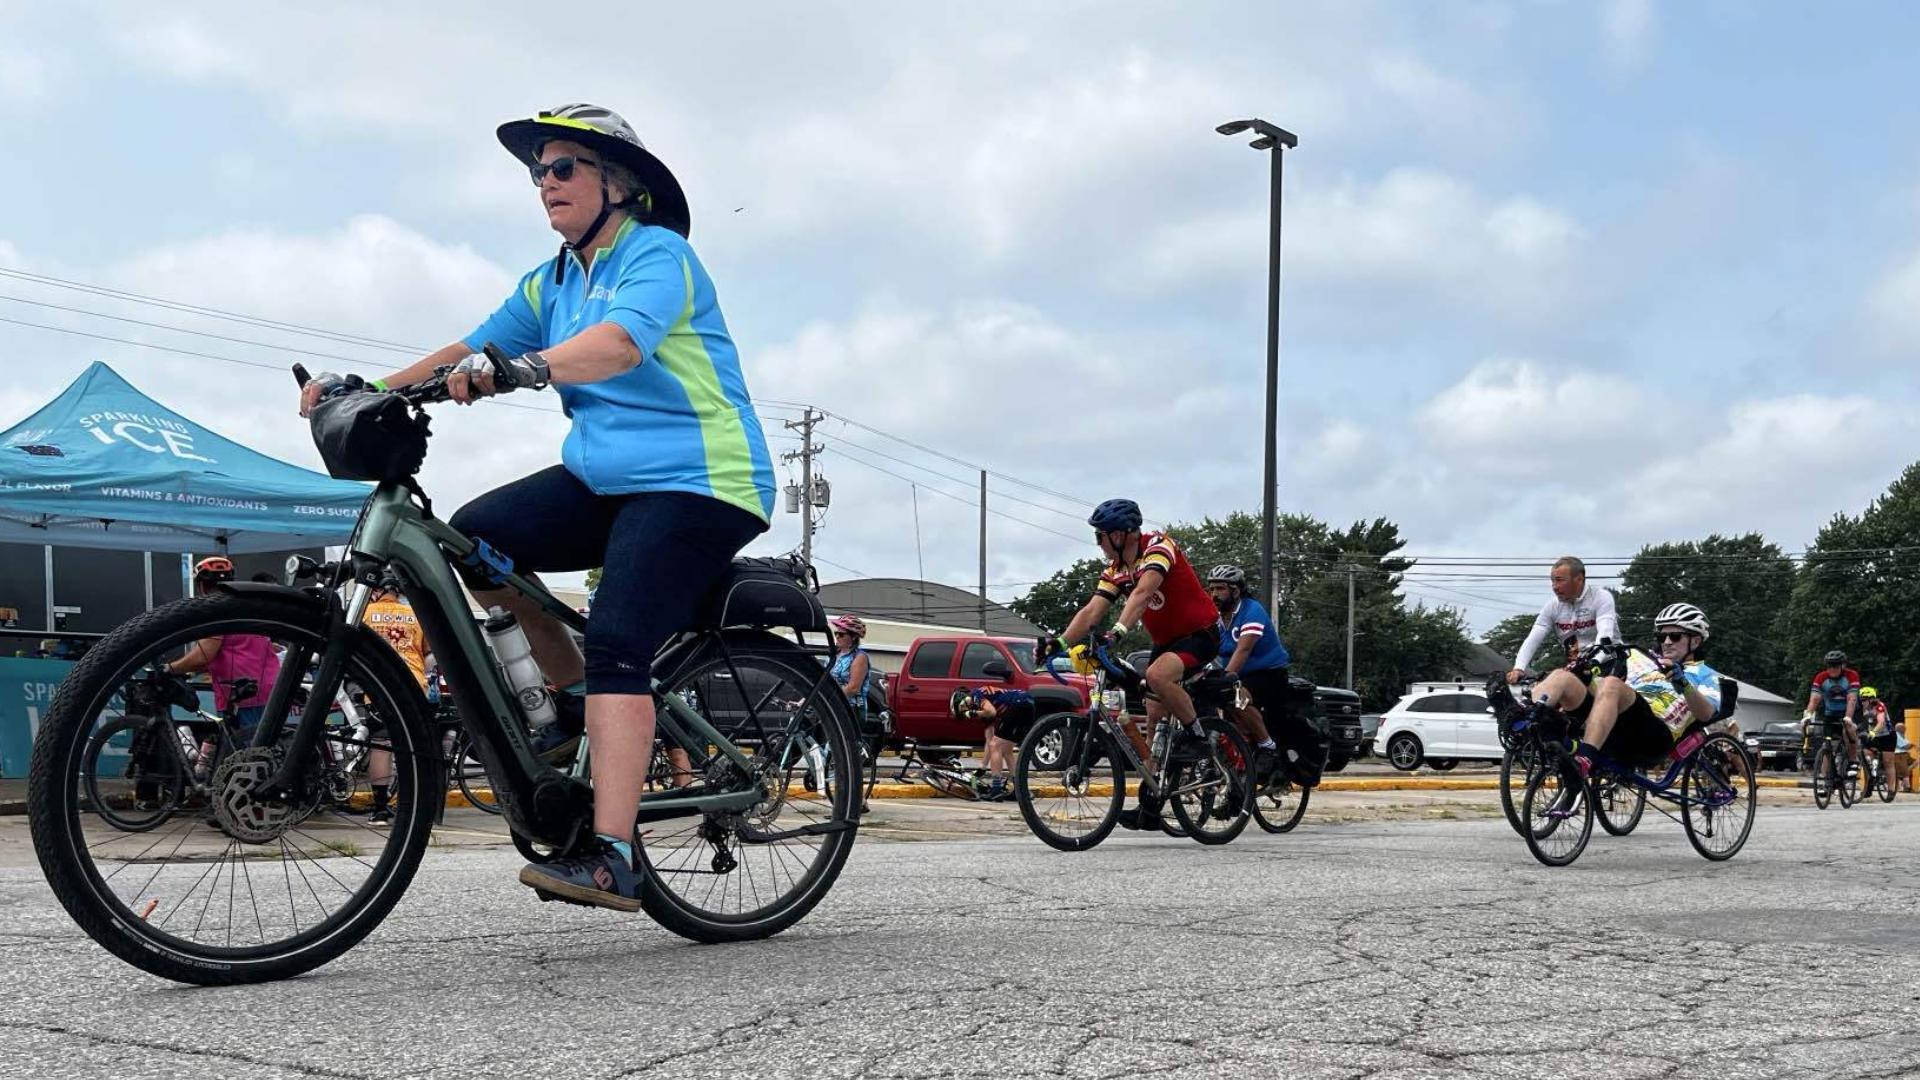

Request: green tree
left=1781, top=463, right=1920, bottom=713
left=1484, top=612, right=1556, bottom=677
left=1615, top=534, right=1797, bottom=694
left=1010, top=556, right=1107, bottom=635
left=585, top=567, right=603, bottom=591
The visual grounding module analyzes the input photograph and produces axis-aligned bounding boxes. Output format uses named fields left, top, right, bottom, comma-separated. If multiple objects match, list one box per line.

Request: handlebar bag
left=310, top=392, right=430, bottom=482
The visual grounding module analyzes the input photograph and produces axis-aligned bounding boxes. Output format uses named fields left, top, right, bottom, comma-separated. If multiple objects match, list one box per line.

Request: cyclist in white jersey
left=1506, top=556, right=1620, bottom=685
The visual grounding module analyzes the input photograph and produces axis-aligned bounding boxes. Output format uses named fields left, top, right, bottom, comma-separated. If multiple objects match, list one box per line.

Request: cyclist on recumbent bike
left=299, top=102, right=775, bottom=910
left=1537, top=602, right=1723, bottom=775
left=1042, top=499, right=1225, bottom=830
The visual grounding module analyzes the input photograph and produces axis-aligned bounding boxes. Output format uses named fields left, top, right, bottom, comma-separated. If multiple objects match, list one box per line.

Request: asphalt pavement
left=2, top=792, right=1919, bottom=1079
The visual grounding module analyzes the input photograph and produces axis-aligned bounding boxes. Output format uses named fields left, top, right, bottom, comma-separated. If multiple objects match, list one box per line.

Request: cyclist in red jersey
left=1048, top=500, right=1223, bottom=826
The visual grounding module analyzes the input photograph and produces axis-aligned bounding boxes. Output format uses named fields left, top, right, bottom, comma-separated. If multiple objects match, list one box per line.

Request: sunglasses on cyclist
left=528, top=155, right=601, bottom=185
left=1655, top=630, right=1691, bottom=644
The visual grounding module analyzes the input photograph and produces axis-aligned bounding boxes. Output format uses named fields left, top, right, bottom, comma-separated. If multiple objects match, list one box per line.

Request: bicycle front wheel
left=29, top=591, right=439, bottom=986
left=1879, top=758, right=1898, bottom=803
left=1015, top=714, right=1122, bottom=851
left=1167, top=718, right=1253, bottom=846
left=636, top=631, right=860, bottom=944
left=1499, top=744, right=1542, bottom=837
left=1682, top=733, right=1755, bottom=860
left=1812, top=745, right=1834, bottom=809
left=1521, top=756, right=1592, bottom=867
left=1251, top=774, right=1309, bottom=833
left=1837, top=750, right=1858, bottom=809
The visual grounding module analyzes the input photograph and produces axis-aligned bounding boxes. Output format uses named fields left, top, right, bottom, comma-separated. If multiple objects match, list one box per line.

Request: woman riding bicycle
left=299, top=103, right=775, bottom=910
left=165, top=557, right=283, bottom=758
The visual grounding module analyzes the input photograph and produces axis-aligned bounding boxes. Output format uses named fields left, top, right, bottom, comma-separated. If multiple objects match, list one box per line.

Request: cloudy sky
left=2, top=1, right=1917, bottom=633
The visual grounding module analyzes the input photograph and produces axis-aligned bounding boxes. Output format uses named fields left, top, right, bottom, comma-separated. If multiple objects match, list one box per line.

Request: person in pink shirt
left=166, top=557, right=283, bottom=747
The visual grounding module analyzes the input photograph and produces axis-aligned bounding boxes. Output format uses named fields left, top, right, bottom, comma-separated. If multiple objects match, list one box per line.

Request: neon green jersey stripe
left=652, top=256, right=769, bottom=520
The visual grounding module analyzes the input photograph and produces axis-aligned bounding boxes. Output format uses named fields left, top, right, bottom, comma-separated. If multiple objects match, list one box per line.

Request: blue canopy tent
left=0, top=361, right=369, bottom=553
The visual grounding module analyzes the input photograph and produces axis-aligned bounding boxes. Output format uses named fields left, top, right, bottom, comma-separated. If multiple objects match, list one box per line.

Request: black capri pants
left=449, top=465, right=766, bottom=696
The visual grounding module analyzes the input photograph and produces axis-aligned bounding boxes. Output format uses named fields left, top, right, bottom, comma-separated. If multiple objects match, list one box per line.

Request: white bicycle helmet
left=1653, top=602, right=1710, bottom=640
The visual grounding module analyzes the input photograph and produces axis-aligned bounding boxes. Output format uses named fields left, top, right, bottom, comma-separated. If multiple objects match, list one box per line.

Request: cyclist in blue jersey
left=299, top=103, right=774, bottom=911
left=1208, top=565, right=1322, bottom=786
left=951, top=687, right=1031, bottom=799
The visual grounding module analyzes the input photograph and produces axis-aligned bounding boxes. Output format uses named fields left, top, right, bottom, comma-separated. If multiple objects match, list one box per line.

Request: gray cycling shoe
left=518, top=839, right=642, bottom=912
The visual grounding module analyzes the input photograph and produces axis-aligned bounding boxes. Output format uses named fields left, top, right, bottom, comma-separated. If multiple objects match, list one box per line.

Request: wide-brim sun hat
left=497, top=103, right=692, bottom=238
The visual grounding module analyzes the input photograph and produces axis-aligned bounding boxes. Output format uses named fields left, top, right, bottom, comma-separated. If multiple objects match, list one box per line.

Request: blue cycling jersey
left=463, top=218, right=776, bottom=521
left=1218, top=597, right=1290, bottom=672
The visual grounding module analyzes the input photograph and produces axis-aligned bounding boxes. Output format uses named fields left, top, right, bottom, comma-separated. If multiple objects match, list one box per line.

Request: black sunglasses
left=1655, top=631, right=1691, bottom=644
left=529, top=155, right=601, bottom=185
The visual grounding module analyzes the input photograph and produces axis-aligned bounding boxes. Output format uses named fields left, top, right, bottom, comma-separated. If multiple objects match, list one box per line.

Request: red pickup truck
left=887, top=635, right=1092, bottom=747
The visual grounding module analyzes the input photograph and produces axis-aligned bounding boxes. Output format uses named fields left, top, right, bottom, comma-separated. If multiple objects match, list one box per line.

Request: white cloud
left=1602, top=0, right=1656, bottom=68
left=0, top=47, right=51, bottom=103
left=110, top=15, right=249, bottom=82
left=1416, top=359, right=1647, bottom=471
left=1866, top=247, right=1920, bottom=352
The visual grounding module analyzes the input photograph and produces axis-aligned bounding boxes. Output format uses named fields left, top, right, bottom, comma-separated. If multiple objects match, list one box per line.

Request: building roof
left=818, top=577, right=1042, bottom=638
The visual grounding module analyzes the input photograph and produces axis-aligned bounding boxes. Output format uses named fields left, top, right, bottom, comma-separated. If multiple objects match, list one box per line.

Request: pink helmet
left=830, top=614, right=867, bottom=638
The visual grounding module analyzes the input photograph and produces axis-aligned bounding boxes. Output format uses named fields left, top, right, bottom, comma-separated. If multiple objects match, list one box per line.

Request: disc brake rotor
left=211, top=747, right=318, bottom=844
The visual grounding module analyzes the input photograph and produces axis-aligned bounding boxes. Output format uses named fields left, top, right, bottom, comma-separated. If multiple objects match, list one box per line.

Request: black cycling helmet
left=1088, top=499, right=1143, bottom=532
left=1825, top=649, right=1848, bottom=665
left=949, top=688, right=981, bottom=719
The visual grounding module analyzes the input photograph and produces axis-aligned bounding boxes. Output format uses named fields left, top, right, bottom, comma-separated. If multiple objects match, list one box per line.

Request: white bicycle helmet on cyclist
left=1653, top=602, right=1710, bottom=640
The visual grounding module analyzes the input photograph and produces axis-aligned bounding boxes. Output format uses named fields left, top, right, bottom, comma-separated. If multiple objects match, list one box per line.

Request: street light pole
left=1217, top=118, right=1298, bottom=616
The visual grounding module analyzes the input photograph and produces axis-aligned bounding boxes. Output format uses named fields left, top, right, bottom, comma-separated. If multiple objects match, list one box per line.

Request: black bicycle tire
left=28, top=591, right=439, bottom=986
left=1251, top=776, right=1310, bottom=833
left=1594, top=771, right=1648, bottom=836
left=1813, top=745, right=1834, bottom=810
left=634, top=632, right=861, bottom=944
left=81, top=714, right=186, bottom=833
left=1879, top=756, right=1898, bottom=803
left=1499, top=745, right=1541, bottom=837
left=1682, top=732, right=1755, bottom=861
left=1521, top=756, right=1593, bottom=867
left=1167, top=718, right=1254, bottom=845
left=1837, top=748, right=1857, bottom=809
left=1014, top=714, right=1123, bottom=852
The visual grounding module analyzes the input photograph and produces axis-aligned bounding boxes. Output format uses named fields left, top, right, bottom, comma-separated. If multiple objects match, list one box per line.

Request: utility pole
left=978, top=470, right=988, bottom=631
left=1345, top=565, right=1357, bottom=691
left=782, top=409, right=823, bottom=567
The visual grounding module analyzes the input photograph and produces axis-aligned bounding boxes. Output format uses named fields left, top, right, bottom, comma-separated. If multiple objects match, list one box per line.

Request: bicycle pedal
left=531, top=887, right=599, bottom=910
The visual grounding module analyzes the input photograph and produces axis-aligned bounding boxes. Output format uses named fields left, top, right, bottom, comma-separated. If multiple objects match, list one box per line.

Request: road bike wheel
left=1251, top=773, right=1310, bottom=833
left=1521, top=756, right=1592, bottom=867
left=1879, top=759, right=1898, bottom=803
left=1167, top=718, right=1253, bottom=845
left=636, top=632, right=860, bottom=944
left=1499, top=744, right=1543, bottom=838
left=81, top=714, right=187, bottom=833
left=1812, top=745, right=1834, bottom=810
left=29, top=591, right=439, bottom=986
left=1593, top=770, right=1648, bottom=836
left=449, top=732, right=502, bottom=814
left=1682, top=733, right=1755, bottom=861
left=920, top=762, right=981, bottom=800
left=1014, top=714, right=1122, bottom=852
left=1837, top=751, right=1857, bottom=809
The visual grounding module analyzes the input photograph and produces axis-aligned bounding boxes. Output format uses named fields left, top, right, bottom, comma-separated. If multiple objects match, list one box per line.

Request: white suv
left=1374, top=681, right=1505, bottom=771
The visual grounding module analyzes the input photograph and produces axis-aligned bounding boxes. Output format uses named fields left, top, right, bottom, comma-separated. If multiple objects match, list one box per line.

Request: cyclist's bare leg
left=1144, top=653, right=1199, bottom=727
left=1885, top=750, right=1900, bottom=793
left=470, top=578, right=585, bottom=688
left=1533, top=668, right=1589, bottom=713
left=1577, top=676, right=1632, bottom=752
left=587, top=693, right=654, bottom=840
left=1232, top=702, right=1270, bottom=745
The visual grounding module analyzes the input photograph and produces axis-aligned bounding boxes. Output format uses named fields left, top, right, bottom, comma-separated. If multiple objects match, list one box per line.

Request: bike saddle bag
left=309, top=391, right=429, bottom=482
left=1185, top=669, right=1241, bottom=706
left=694, top=556, right=828, bottom=633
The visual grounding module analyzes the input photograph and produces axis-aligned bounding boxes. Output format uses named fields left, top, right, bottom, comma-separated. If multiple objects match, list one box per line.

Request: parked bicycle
left=30, top=365, right=861, bottom=985
left=1012, top=637, right=1252, bottom=850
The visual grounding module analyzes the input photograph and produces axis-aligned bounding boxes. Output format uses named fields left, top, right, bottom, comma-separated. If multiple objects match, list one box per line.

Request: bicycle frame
left=1044, top=645, right=1176, bottom=797
left=1574, top=737, right=1735, bottom=811
left=241, top=481, right=784, bottom=848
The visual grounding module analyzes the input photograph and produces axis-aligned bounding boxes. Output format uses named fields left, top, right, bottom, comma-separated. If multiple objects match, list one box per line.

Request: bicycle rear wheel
left=29, top=591, right=439, bottom=985
left=1682, top=733, right=1755, bottom=860
left=81, top=714, right=187, bottom=833
left=636, top=632, right=860, bottom=944
left=1521, top=757, right=1592, bottom=867
left=1594, top=770, right=1647, bottom=836
left=1166, top=718, right=1253, bottom=845
left=1014, top=714, right=1122, bottom=851
left=1251, top=774, right=1309, bottom=833
left=1879, top=758, right=1898, bottom=803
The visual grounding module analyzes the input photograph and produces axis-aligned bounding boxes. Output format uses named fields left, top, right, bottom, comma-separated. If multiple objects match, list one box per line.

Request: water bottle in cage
left=482, top=607, right=558, bottom=728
